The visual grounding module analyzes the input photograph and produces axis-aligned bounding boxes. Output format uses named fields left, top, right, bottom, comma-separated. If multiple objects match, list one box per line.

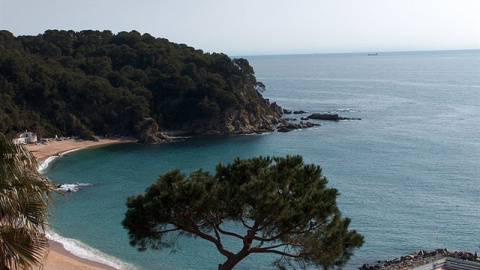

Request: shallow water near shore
left=45, top=50, right=480, bottom=270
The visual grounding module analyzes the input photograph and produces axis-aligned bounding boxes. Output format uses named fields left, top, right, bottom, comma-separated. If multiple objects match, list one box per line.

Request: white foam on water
left=55, top=183, right=92, bottom=192
left=38, top=148, right=82, bottom=174
left=46, top=230, right=137, bottom=270
left=171, top=135, right=192, bottom=139
left=39, top=149, right=138, bottom=269
left=38, top=155, right=58, bottom=174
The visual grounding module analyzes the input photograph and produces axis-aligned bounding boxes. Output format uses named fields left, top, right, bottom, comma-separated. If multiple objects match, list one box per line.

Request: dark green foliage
left=123, top=155, right=364, bottom=270
left=0, top=30, right=269, bottom=138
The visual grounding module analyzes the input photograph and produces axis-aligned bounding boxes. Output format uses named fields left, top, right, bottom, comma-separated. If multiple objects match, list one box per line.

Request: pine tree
left=123, top=155, right=364, bottom=270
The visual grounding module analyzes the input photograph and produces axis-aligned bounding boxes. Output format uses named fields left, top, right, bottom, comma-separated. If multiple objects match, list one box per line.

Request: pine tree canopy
left=123, top=155, right=364, bottom=270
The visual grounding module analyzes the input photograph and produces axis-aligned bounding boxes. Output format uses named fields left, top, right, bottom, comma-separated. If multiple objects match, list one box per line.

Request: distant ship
left=367, top=53, right=378, bottom=56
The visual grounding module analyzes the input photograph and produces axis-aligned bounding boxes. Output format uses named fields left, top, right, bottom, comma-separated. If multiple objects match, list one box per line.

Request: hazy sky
left=1, top=0, right=479, bottom=55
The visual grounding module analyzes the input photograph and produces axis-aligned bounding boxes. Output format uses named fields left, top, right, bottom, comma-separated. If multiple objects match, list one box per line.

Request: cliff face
left=180, top=90, right=283, bottom=135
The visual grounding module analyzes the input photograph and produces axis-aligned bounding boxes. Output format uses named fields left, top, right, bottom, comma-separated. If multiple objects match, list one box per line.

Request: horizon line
left=234, top=48, right=480, bottom=58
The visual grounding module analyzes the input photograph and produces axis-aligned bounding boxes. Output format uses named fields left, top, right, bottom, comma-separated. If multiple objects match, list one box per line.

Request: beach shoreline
left=25, top=138, right=137, bottom=270
left=45, top=241, right=118, bottom=270
left=27, top=137, right=137, bottom=163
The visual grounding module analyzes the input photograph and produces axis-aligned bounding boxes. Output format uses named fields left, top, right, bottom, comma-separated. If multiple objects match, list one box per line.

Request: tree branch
left=252, top=222, right=304, bottom=242
left=176, top=217, right=234, bottom=259
left=250, top=244, right=308, bottom=258
left=213, top=225, right=222, bottom=243
left=215, top=223, right=244, bottom=240
left=239, top=217, right=253, bottom=230
left=154, top=227, right=181, bottom=234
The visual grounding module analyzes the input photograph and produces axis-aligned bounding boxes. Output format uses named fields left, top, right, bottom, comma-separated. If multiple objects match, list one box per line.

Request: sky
left=1, top=0, right=479, bottom=55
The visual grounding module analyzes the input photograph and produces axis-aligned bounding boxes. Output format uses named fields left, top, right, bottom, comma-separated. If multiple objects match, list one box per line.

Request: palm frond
left=0, top=134, right=55, bottom=269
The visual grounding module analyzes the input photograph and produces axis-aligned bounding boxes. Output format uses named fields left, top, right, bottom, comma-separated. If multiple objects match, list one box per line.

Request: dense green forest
left=0, top=30, right=281, bottom=140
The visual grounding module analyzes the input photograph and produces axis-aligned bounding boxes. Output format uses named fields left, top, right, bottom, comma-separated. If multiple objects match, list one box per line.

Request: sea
left=42, top=50, right=480, bottom=270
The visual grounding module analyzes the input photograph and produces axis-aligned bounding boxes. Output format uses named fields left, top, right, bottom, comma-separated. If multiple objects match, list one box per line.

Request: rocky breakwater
left=360, top=249, right=479, bottom=270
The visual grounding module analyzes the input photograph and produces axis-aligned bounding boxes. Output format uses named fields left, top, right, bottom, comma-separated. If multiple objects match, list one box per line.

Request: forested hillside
left=0, top=30, right=281, bottom=141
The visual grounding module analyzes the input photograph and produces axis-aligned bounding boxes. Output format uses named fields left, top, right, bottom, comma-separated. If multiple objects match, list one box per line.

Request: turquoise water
left=44, top=50, right=480, bottom=270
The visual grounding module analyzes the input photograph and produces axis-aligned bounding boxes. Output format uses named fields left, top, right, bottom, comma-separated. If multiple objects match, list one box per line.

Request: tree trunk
left=218, top=250, right=249, bottom=270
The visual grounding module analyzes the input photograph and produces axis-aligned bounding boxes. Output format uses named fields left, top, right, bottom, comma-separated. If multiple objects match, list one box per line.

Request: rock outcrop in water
left=307, top=113, right=361, bottom=121
left=276, top=120, right=319, bottom=132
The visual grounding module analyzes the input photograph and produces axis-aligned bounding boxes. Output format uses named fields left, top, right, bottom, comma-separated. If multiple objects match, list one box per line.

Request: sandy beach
left=26, top=137, right=137, bottom=163
left=25, top=138, right=137, bottom=270
left=44, top=241, right=117, bottom=270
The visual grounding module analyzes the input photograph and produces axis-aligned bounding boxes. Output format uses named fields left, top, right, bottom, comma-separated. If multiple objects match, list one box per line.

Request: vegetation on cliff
left=0, top=30, right=281, bottom=140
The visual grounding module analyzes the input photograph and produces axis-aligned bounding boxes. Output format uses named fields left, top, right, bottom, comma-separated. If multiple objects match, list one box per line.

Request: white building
left=13, top=131, right=38, bottom=144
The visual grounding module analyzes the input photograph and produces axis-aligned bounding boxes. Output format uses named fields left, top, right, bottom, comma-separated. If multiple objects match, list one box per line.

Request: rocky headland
left=1, top=30, right=364, bottom=143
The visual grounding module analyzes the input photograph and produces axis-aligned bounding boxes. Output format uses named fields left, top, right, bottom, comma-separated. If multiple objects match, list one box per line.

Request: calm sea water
left=44, top=50, right=480, bottom=270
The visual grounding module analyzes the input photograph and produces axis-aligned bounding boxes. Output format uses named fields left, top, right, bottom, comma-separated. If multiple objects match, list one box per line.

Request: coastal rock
left=138, top=118, right=172, bottom=143
left=282, top=109, right=307, bottom=115
left=183, top=94, right=282, bottom=135
left=361, top=249, right=479, bottom=270
left=307, top=113, right=361, bottom=121
left=270, top=102, right=284, bottom=117
left=293, top=110, right=306, bottom=114
left=360, top=264, right=373, bottom=270
left=276, top=121, right=319, bottom=132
